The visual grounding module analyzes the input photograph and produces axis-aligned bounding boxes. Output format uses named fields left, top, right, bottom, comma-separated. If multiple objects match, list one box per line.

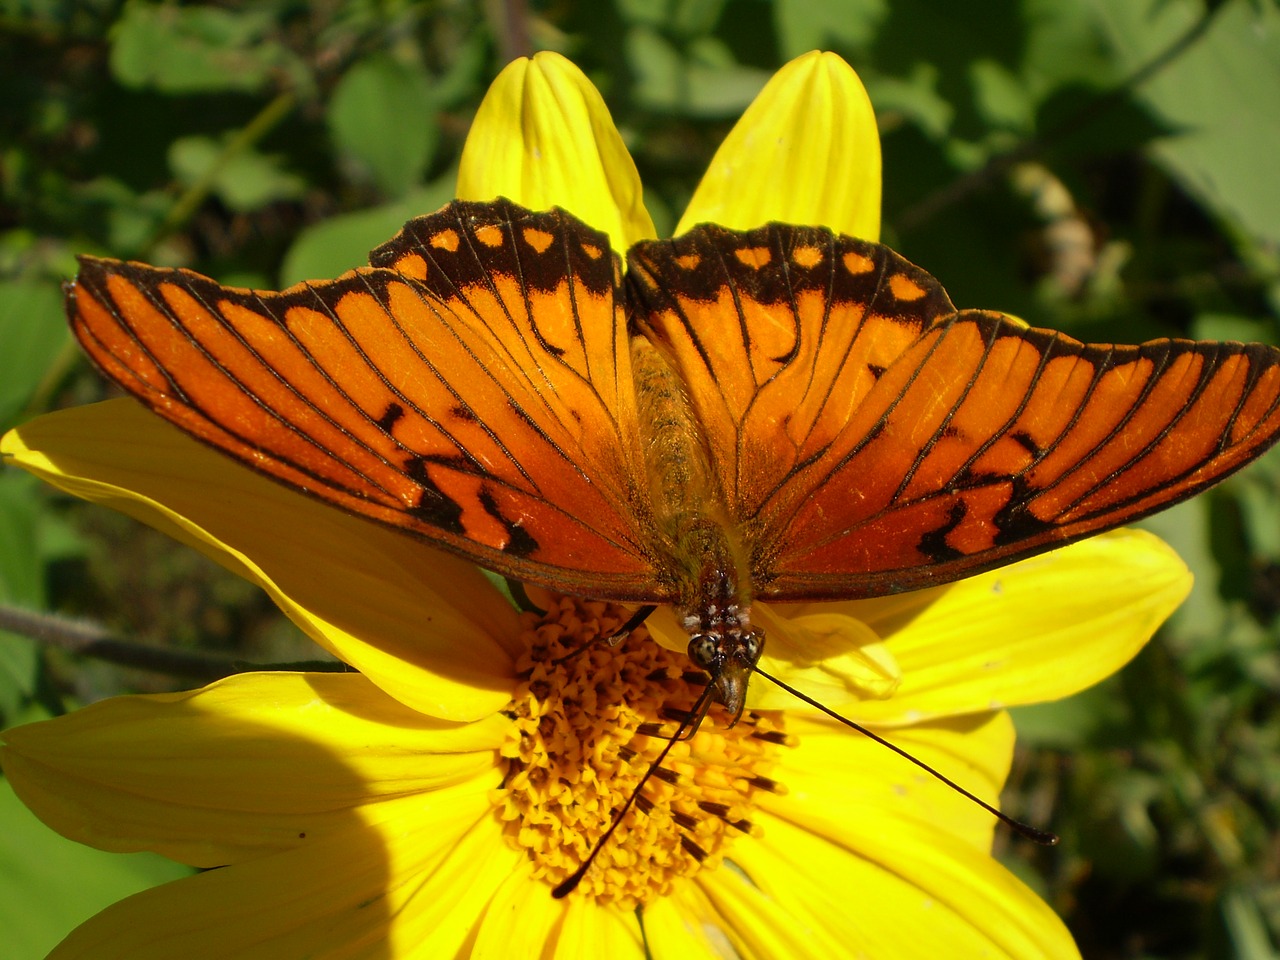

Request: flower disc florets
left=494, top=597, right=790, bottom=908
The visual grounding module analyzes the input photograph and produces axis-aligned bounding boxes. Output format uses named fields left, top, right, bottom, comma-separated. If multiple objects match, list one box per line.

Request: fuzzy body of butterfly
left=69, top=198, right=1280, bottom=714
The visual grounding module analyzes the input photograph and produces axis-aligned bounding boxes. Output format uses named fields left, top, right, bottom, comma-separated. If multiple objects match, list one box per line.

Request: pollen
left=493, top=597, right=790, bottom=909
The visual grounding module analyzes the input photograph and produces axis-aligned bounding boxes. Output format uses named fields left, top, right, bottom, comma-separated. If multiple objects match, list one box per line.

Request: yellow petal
left=827, top=530, right=1191, bottom=726
left=0, top=672, right=506, bottom=866
left=1, top=402, right=520, bottom=721
left=750, top=603, right=902, bottom=709
left=45, top=794, right=520, bottom=960
left=729, top=813, right=1080, bottom=959
left=470, top=862, right=647, bottom=958
left=471, top=866, right=564, bottom=958
left=383, top=806, right=526, bottom=959
left=678, top=51, right=881, bottom=240
left=677, top=873, right=847, bottom=960
left=641, top=891, right=733, bottom=960
left=550, top=895, right=644, bottom=959
left=764, top=711, right=1015, bottom=854
left=458, top=52, right=655, bottom=252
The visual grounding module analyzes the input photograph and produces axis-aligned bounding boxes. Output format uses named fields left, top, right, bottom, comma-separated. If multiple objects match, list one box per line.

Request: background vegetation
left=1, top=0, right=1278, bottom=956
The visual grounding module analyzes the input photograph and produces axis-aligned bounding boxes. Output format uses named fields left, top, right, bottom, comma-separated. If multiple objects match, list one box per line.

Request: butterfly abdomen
left=630, top=332, right=750, bottom=612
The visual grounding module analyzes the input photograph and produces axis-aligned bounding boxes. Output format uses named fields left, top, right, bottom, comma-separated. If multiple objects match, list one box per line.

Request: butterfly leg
left=604, top=604, right=658, bottom=646
left=504, top=579, right=546, bottom=615
left=549, top=604, right=658, bottom=666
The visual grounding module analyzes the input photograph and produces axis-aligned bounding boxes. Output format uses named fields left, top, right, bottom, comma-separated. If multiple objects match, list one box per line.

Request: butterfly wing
left=69, top=199, right=673, bottom=600
left=628, top=223, right=1280, bottom=600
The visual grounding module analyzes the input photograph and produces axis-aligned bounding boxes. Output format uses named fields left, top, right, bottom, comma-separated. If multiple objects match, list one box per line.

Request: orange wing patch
left=887, top=273, right=926, bottom=301
left=734, top=247, right=772, bottom=269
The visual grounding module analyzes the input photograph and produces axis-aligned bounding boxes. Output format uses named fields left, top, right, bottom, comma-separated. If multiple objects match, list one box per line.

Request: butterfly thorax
left=631, top=335, right=763, bottom=718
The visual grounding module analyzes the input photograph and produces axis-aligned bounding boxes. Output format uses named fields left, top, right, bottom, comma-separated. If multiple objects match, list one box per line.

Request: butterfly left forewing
left=70, top=201, right=673, bottom=600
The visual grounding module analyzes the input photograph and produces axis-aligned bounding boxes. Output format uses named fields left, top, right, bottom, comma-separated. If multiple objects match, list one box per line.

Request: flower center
left=494, top=596, right=790, bottom=908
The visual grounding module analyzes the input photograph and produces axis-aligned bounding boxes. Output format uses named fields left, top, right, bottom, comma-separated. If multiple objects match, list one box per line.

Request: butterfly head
left=687, top=626, right=764, bottom=724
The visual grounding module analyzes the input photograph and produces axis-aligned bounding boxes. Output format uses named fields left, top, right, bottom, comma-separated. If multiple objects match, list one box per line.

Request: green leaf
left=168, top=135, right=306, bottom=214
left=0, top=775, right=193, bottom=960
left=969, top=58, right=1034, bottom=133
left=1020, top=0, right=1123, bottom=101
left=627, top=28, right=770, bottom=118
left=1193, top=312, right=1275, bottom=345
left=109, top=1, right=302, bottom=95
left=1222, top=885, right=1280, bottom=960
left=1089, top=0, right=1280, bottom=249
left=772, top=0, right=888, bottom=60
left=279, top=177, right=458, bottom=286
left=0, top=280, right=68, bottom=427
left=327, top=56, right=439, bottom=197
left=627, top=27, right=684, bottom=111
left=865, top=65, right=954, bottom=141
left=1010, top=680, right=1126, bottom=749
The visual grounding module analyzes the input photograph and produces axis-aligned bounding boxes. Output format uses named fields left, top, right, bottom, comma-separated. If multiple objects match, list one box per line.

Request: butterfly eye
left=742, top=630, right=764, bottom=664
left=687, top=635, right=719, bottom=670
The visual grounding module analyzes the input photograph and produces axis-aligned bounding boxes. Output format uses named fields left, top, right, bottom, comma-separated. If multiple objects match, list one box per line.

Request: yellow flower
left=0, top=52, right=1191, bottom=958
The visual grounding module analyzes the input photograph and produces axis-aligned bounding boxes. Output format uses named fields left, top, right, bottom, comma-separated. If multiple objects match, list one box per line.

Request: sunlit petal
left=689, top=870, right=845, bottom=960
left=750, top=603, right=902, bottom=710
left=642, top=891, right=736, bottom=960
left=765, top=711, right=1014, bottom=853
left=0, top=672, right=505, bottom=865
left=805, top=530, right=1190, bottom=725
left=731, top=813, right=1079, bottom=959
left=471, top=866, right=566, bottom=957
left=678, top=51, right=881, bottom=240
left=550, top=895, right=644, bottom=959
left=458, top=51, right=655, bottom=252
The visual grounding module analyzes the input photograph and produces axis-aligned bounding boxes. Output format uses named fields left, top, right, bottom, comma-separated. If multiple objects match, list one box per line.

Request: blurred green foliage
left=1, top=0, right=1279, bottom=956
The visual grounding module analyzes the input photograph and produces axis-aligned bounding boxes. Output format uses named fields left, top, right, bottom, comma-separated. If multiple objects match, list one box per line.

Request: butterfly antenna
left=552, top=679, right=717, bottom=899
left=751, top=663, right=1058, bottom=846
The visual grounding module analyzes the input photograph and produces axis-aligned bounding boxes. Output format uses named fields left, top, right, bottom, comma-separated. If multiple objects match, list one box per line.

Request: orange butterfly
left=68, top=197, right=1280, bottom=714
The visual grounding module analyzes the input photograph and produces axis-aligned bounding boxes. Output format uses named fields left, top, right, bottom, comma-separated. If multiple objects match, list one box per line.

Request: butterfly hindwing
left=69, top=202, right=671, bottom=599
left=630, top=223, right=1280, bottom=600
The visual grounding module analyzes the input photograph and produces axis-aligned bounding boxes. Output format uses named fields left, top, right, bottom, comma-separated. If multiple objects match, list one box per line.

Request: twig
left=0, top=604, right=348, bottom=680
left=488, top=0, right=533, bottom=64
left=146, top=89, right=298, bottom=253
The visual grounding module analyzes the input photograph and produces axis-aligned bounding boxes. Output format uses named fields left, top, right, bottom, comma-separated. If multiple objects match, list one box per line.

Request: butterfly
left=68, top=197, right=1280, bottom=715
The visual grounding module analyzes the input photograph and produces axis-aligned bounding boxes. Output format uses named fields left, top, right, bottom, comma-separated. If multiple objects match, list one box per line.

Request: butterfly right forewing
left=629, top=222, right=1280, bottom=600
